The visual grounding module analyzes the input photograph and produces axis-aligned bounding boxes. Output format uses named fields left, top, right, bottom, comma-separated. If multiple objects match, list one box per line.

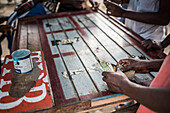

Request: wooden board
left=0, top=51, right=53, bottom=113
left=10, top=9, right=165, bottom=112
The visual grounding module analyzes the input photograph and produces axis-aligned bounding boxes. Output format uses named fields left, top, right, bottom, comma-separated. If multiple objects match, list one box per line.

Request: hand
left=109, top=0, right=121, bottom=4
left=0, top=15, right=8, bottom=24
left=102, top=69, right=130, bottom=93
left=89, top=0, right=101, bottom=9
left=119, top=59, right=150, bottom=73
left=142, top=39, right=162, bottom=50
left=60, top=0, right=85, bottom=9
left=0, top=25, right=15, bottom=33
left=73, top=0, right=86, bottom=9
left=105, top=1, right=125, bottom=17
left=15, top=2, right=31, bottom=15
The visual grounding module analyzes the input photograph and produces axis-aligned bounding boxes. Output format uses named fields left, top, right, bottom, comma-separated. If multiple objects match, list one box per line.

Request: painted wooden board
left=11, top=10, right=165, bottom=112
left=40, top=10, right=156, bottom=103
left=0, top=51, right=53, bottom=113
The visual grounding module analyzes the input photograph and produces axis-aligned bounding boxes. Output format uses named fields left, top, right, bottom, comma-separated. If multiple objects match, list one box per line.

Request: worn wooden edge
left=34, top=100, right=91, bottom=113
left=11, top=19, right=20, bottom=52
left=19, top=10, right=93, bottom=22
left=34, top=94, right=132, bottom=113
left=41, top=51, right=55, bottom=106
left=91, top=94, right=130, bottom=107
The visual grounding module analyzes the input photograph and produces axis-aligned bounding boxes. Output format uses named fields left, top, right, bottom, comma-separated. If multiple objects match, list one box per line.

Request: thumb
left=116, top=68, right=122, bottom=72
left=120, top=65, right=132, bottom=72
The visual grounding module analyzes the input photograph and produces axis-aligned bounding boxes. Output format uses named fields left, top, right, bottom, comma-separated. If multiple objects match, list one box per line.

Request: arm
left=107, top=0, right=129, bottom=4
left=59, top=0, right=85, bottom=9
left=119, top=58, right=164, bottom=73
left=102, top=70, right=170, bottom=113
left=161, top=34, right=170, bottom=49
left=124, top=80, right=170, bottom=113
left=0, top=25, right=15, bottom=33
left=0, top=15, right=8, bottom=24
left=142, top=34, right=170, bottom=50
left=15, top=0, right=44, bottom=15
left=106, top=0, right=170, bottom=25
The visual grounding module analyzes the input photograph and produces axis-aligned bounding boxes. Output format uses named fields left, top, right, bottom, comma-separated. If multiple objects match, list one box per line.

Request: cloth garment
left=125, top=0, right=167, bottom=42
left=137, top=53, right=170, bottom=113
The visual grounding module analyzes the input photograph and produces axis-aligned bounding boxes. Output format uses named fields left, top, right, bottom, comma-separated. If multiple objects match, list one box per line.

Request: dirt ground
left=0, top=0, right=169, bottom=113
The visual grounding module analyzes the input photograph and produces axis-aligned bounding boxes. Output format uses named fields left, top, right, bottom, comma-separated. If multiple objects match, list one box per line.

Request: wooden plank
left=58, top=17, right=73, bottom=30
left=72, top=15, right=95, bottom=27
left=19, top=20, right=28, bottom=49
left=27, top=20, right=41, bottom=51
left=53, top=32, right=74, bottom=53
left=46, top=34, right=59, bottom=55
left=47, top=18, right=62, bottom=32
left=12, top=19, right=21, bottom=52
left=65, top=30, right=108, bottom=93
left=54, top=57, right=77, bottom=100
left=43, top=19, right=51, bottom=33
left=63, top=54, right=99, bottom=99
left=88, top=27, right=129, bottom=61
left=92, top=94, right=130, bottom=107
left=150, top=72, right=158, bottom=77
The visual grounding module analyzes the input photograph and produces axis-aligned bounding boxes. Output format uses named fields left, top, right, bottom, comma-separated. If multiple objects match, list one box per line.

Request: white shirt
left=125, top=0, right=167, bottom=42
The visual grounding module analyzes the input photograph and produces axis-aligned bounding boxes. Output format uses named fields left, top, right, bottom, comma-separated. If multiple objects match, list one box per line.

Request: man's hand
left=142, top=39, right=162, bottom=50
left=0, top=15, right=8, bottom=24
left=102, top=69, right=130, bottom=93
left=15, top=2, right=31, bottom=15
left=0, top=25, right=15, bottom=33
left=60, top=0, right=86, bottom=9
left=109, top=0, right=121, bottom=4
left=105, top=1, right=125, bottom=17
left=118, top=59, right=150, bottom=73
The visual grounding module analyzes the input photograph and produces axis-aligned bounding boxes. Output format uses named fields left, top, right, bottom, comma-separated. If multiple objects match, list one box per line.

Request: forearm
left=144, top=59, right=164, bottom=72
left=161, top=34, right=170, bottom=49
left=123, top=82, right=170, bottom=112
left=110, top=0, right=129, bottom=4
left=122, top=10, right=169, bottom=25
left=58, top=0, right=74, bottom=4
left=121, top=0, right=129, bottom=4
left=32, top=0, right=44, bottom=5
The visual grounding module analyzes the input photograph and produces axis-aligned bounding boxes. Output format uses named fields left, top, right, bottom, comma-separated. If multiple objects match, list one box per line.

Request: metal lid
left=12, top=49, right=31, bottom=58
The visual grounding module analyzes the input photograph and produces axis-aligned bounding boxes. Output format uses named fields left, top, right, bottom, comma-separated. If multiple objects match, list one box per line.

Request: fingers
left=0, top=25, right=15, bottom=32
left=118, top=59, right=130, bottom=67
left=120, top=65, right=131, bottom=72
left=102, top=71, right=112, bottom=82
left=141, top=39, right=153, bottom=49
left=116, top=68, right=122, bottom=72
